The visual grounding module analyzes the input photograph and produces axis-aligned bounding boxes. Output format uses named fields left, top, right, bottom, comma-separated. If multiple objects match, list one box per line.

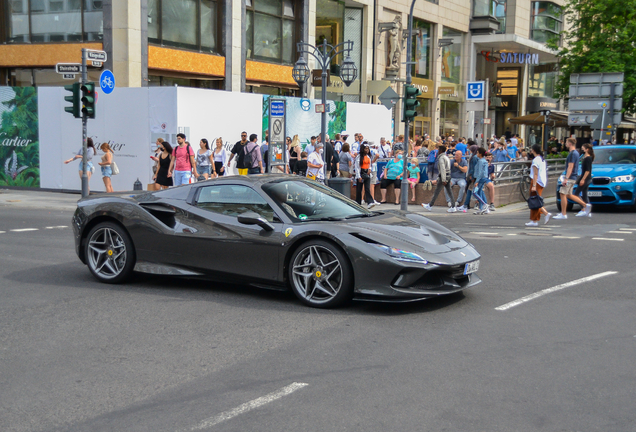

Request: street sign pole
left=483, top=78, right=489, bottom=147
left=81, top=48, right=89, bottom=198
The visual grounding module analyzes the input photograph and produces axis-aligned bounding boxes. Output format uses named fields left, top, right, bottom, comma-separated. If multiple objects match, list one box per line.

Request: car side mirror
left=237, top=211, right=274, bottom=231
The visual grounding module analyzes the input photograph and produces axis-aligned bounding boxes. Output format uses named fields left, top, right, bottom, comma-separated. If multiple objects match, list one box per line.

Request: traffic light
left=81, top=82, right=96, bottom=119
left=64, top=83, right=80, bottom=118
left=403, top=84, right=422, bottom=122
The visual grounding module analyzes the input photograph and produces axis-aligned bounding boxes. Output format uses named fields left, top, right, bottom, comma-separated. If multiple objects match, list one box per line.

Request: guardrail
left=491, top=158, right=566, bottom=185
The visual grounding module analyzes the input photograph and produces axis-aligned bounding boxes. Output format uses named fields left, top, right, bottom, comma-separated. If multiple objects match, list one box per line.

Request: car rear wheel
left=289, top=240, right=353, bottom=308
left=85, top=222, right=136, bottom=284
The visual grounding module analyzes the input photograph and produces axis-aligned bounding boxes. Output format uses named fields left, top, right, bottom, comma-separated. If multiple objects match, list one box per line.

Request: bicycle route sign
left=100, top=70, right=115, bottom=95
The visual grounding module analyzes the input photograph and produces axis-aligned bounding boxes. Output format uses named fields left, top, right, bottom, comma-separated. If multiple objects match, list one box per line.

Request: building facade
left=0, top=0, right=565, bottom=142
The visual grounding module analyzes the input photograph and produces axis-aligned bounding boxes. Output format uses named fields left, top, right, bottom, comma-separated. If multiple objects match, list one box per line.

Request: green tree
left=549, top=0, right=636, bottom=114
left=328, top=102, right=346, bottom=138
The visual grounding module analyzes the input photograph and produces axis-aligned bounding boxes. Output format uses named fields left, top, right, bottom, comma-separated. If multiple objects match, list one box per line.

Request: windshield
left=594, top=148, right=636, bottom=165
left=262, top=179, right=372, bottom=222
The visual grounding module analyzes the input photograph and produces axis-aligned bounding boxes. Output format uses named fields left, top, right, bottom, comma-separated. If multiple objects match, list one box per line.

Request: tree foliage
left=549, top=0, right=636, bottom=114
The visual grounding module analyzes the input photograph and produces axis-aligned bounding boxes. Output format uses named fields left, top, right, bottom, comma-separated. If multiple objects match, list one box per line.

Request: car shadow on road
left=6, top=263, right=469, bottom=316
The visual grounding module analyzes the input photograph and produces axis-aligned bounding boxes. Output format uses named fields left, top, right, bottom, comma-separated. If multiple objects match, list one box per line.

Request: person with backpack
left=244, top=134, right=264, bottom=174
left=168, top=133, right=198, bottom=186
left=421, top=145, right=453, bottom=211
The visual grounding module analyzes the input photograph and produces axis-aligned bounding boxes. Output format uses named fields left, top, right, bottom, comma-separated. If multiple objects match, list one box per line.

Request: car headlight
left=558, top=174, right=566, bottom=184
left=372, top=244, right=428, bottom=264
left=611, top=175, right=635, bottom=183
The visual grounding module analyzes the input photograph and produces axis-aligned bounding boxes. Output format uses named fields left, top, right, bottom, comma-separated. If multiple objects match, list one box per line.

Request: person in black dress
left=153, top=141, right=174, bottom=189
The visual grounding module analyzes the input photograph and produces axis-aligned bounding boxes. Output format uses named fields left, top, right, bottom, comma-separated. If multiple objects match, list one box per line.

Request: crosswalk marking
left=608, top=231, right=631, bottom=234
left=592, top=237, right=624, bottom=241
left=10, top=228, right=38, bottom=232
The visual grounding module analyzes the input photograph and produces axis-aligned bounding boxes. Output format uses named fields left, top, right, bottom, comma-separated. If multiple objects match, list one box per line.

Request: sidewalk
left=1, top=187, right=553, bottom=217
left=0, top=189, right=81, bottom=211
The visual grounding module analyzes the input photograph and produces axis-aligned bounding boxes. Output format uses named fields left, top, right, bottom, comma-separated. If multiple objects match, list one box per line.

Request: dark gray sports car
left=72, top=175, right=481, bottom=308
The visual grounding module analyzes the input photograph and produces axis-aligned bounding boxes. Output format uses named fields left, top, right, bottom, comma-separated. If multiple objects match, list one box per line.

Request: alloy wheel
left=291, top=245, right=343, bottom=305
left=87, top=227, right=128, bottom=280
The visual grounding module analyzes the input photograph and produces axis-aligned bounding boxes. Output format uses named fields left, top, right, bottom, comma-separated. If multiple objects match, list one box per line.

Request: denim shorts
left=197, top=165, right=211, bottom=175
left=101, top=165, right=113, bottom=177
left=173, top=170, right=192, bottom=186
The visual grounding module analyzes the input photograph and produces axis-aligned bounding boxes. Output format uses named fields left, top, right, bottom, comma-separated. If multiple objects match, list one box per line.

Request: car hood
left=592, top=164, right=636, bottom=178
left=342, top=211, right=474, bottom=262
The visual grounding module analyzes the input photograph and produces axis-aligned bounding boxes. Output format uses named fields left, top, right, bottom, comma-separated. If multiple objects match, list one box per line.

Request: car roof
left=595, top=145, right=636, bottom=150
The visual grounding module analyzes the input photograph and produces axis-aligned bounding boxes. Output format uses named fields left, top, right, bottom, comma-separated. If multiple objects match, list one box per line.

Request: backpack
left=174, top=145, right=194, bottom=169
left=427, top=149, right=438, bottom=164
left=243, top=143, right=257, bottom=168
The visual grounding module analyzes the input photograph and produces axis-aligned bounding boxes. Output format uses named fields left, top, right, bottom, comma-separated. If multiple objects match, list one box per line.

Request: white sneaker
left=489, top=204, right=495, bottom=211
left=554, top=213, right=568, bottom=220
left=482, top=208, right=490, bottom=215
left=544, top=213, right=552, bottom=225
left=585, top=203, right=592, bottom=215
left=575, top=210, right=587, bottom=217
left=362, top=200, right=366, bottom=205
left=447, top=207, right=457, bottom=213
left=457, top=205, right=467, bottom=213
left=367, top=202, right=377, bottom=209
left=525, top=221, right=539, bottom=227
left=422, top=203, right=432, bottom=212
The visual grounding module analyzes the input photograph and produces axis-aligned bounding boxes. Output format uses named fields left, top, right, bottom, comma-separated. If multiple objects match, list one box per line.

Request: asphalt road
left=1, top=198, right=635, bottom=432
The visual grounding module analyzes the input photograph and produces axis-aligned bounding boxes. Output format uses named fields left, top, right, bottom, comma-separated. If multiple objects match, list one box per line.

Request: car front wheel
left=289, top=240, right=353, bottom=308
left=85, top=222, right=136, bottom=284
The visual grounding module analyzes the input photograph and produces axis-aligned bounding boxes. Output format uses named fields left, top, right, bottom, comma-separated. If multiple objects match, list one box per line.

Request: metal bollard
left=133, top=178, right=143, bottom=190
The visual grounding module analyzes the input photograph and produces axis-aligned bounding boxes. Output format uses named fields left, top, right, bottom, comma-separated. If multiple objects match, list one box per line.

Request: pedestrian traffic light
left=64, top=83, right=80, bottom=118
left=403, top=84, right=422, bottom=122
left=81, top=82, right=96, bottom=119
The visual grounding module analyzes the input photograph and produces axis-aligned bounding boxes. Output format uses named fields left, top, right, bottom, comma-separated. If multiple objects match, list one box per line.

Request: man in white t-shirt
left=307, top=142, right=325, bottom=183
left=378, top=137, right=391, bottom=159
left=510, top=134, right=519, bottom=147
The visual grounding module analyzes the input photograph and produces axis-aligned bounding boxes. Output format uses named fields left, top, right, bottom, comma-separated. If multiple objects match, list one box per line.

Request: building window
left=531, top=1, right=562, bottom=44
left=441, top=28, right=463, bottom=85
left=246, top=0, right=296, bottom=64
left=528, top=63, right=557, bottom=98
left=411, top=20, right=431, bottom=79
left=473, top=0, right=506, bottom=33
left=4, top=0, right=102, bottom=43
left=439, top=100, right=459, bottom=138
left=148, top=0, right=219, bottom=53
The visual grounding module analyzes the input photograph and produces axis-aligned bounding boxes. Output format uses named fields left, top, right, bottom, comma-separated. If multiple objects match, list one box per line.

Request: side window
left=195, top=185, right=276, bottom=222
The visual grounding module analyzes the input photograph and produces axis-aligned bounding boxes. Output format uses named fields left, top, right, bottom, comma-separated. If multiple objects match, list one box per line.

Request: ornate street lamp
left=292, top=57, right=310, bottom=85
left=292, top=40, right=357, bottom=183
left=340, top=56, right=358, bottom=87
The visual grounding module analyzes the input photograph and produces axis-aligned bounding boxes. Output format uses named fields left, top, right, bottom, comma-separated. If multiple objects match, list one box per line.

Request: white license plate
left=464, top=260, right=480, bottom=275
left=588, top=191, right=603, bottom=197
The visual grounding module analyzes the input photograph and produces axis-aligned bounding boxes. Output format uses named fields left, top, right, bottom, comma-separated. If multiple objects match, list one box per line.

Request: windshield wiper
left=313, top=216, right=345, bottom=221
left=344, top=213, right=376, bottom=219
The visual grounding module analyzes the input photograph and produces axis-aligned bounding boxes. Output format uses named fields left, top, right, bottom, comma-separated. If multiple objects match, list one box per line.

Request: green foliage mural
left=0, top=87, right=40, bottom=187
left=328, top=102, right=346, bottom=139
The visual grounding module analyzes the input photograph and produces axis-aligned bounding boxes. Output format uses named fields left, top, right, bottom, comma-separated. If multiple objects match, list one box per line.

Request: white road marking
left=45, top=225, right=68, bottom=229
left=619, top=228, right=636, bottom=231
left=526, top=227, right=552, bottom=230
left=608, top=231, right=631, bottom=234
left=592, top=237, right=624, bottom=242
left=0, top=231, right=5, bottom=234
left=553, top=236, right=581, bottom=239
left=10, top=228, right=38, bottom=232
left=507, top=233, right=517, bottom=236
left=182, top=382, right=308, bottom=431
left=525, top=233, right=550, bottom=236
left=470, top=232, right=498, bottom=235
left=495, top=271, right=618, bottom=311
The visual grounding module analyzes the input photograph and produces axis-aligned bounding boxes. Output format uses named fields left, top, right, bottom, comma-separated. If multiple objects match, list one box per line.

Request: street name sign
left=62, top=74, right=75, bottom=80
left=569, top=83, right=624, bottom=98
left=56, top=63, right=81, bottom=74
left=569, top=98, right=623, bottom=112
left=91, top=61, right=103, bottom=68
left=568, top=113, right=622, bottom=127
left=378, top=86, right=399, bottom=110
left=87, top=50, right=107, bottom=62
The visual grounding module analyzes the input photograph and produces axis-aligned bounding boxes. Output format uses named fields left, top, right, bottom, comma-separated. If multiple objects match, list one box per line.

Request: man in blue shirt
left=554, top=137, right=581, bottom=219
left=455, top=138, right=467, bottom=156
left=506, top=140, right=519, bottom=161
left=491, top=142, right=509, bottom=163
left=305, top=136, right=316, bottom=155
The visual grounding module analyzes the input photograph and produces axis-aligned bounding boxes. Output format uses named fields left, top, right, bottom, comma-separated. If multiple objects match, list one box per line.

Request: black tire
left=85, top=222, right=136, bottom=284
left=288, top=239, right=353, bottom=308
left=519, top=176, right=531, bottom=201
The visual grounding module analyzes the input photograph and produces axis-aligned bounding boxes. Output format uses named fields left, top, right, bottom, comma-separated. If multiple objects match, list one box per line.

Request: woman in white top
left=213, top=138, right=227, bottom=177
left=526, top=144, right=551, bottom=227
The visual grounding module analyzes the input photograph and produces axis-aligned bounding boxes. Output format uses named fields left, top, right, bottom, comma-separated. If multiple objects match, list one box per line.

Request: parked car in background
left=556, top=145, right=636, bottom=211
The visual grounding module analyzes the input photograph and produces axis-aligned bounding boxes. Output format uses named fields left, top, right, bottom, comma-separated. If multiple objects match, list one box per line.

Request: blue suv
left=556, top=145, right=636, bottom=211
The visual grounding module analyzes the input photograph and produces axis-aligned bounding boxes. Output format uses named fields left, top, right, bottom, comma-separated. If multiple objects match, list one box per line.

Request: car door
left=177, top=184, right=283, bottom=281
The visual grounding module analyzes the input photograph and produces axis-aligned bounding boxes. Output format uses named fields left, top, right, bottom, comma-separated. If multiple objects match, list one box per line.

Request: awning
left=509, top=111, right=569, bottom=128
